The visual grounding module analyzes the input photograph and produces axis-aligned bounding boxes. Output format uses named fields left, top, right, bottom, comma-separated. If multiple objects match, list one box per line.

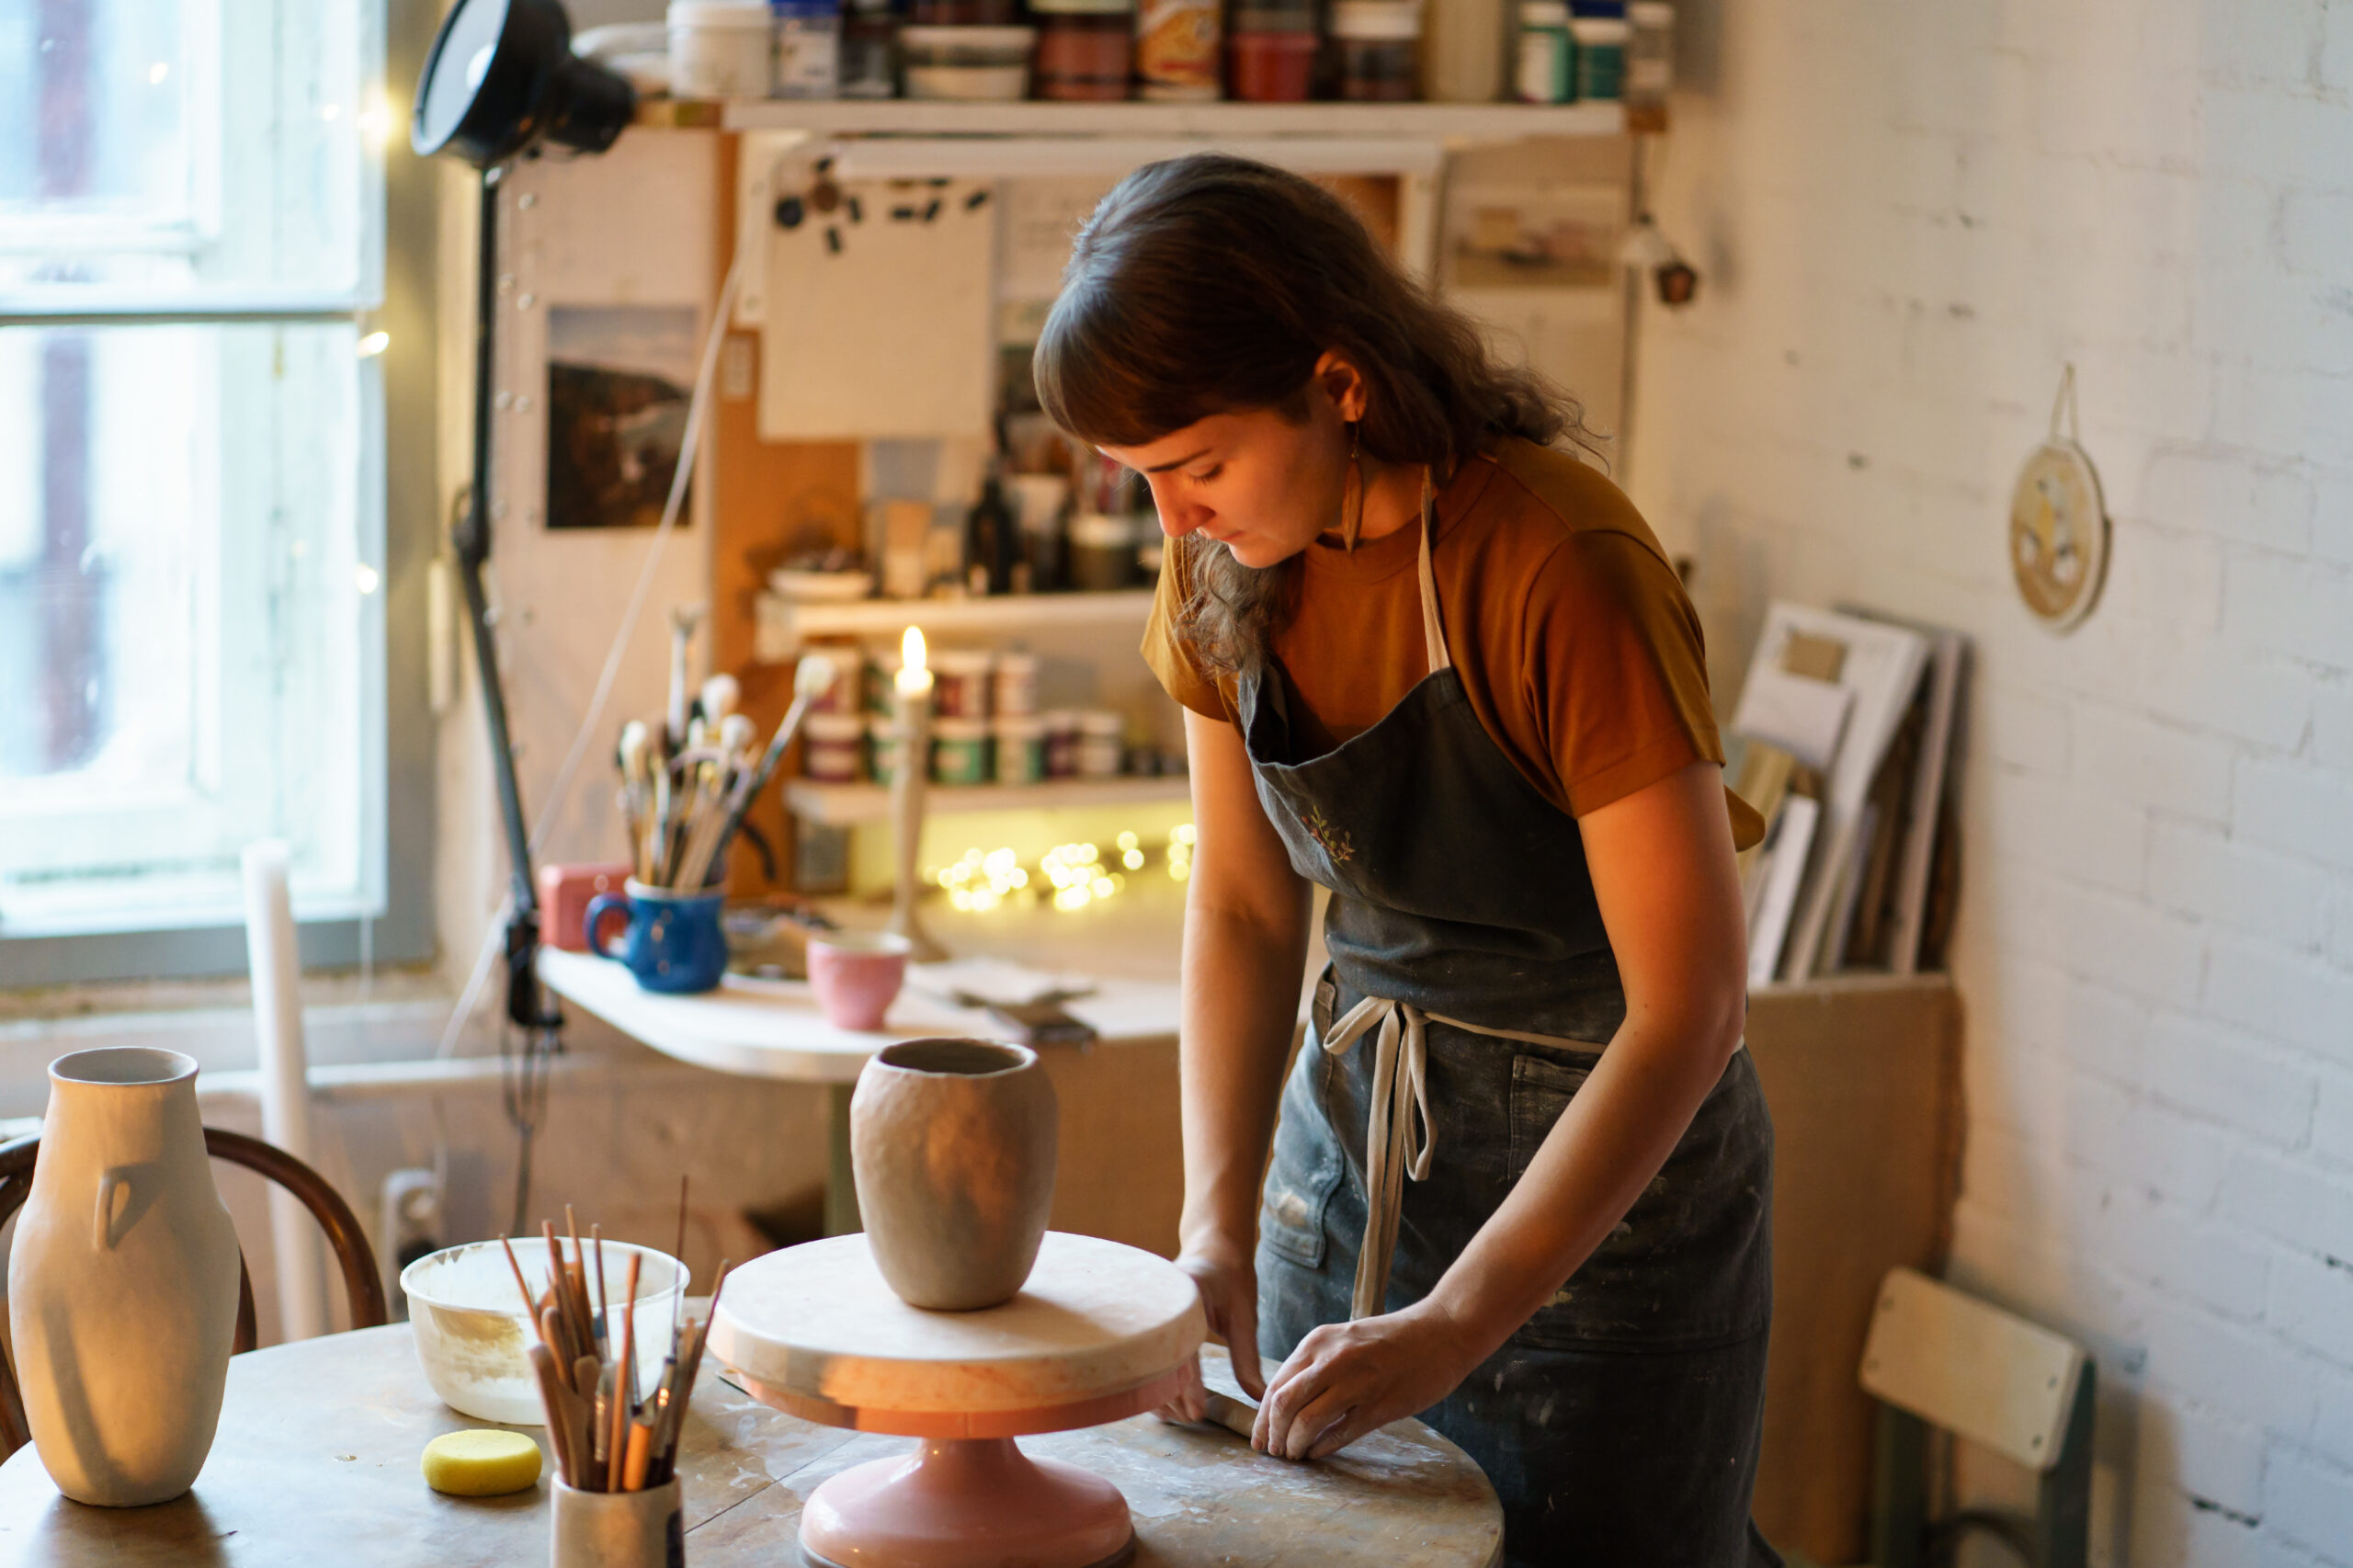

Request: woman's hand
left=1154, top=1241, right=1267, bottom=1426
left=1253, top=1299, right=1481, bottom=1460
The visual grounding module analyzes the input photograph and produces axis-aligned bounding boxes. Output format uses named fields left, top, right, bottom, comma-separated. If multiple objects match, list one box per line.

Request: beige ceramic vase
left=849, top=1039, right=1058, bottom=1311
left=8, top=1048, right=242, bottom=1506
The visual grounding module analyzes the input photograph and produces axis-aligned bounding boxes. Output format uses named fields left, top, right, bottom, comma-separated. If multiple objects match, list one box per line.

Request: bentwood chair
left=0, top=1128, right=389, bottom=1460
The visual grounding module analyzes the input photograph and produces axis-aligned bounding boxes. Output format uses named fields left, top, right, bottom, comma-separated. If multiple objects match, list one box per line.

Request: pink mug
left=806, top=931, right=913, bottom=1032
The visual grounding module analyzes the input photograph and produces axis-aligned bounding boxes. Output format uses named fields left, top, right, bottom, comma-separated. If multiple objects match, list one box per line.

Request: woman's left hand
left=1252, top=1300, right=1484, bottom=1460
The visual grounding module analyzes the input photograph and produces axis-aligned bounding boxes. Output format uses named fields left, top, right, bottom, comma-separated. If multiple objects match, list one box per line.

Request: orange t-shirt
left=1142, top=436, right=1765, bottom=849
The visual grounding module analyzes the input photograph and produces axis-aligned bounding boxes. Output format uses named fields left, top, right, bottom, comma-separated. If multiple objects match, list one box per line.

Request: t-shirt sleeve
left=1142, top=546, right=1234, bottom=722
left=1525, top=532, right=1763, bottom=848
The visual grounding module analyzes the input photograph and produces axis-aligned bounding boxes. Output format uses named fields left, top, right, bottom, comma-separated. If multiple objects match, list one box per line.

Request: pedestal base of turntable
left=800, top=1437, right=1135, bottom=1568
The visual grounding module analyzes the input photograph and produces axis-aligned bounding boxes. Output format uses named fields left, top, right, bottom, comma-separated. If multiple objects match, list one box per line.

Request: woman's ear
left=1312, top=350, right=1370, bottom=424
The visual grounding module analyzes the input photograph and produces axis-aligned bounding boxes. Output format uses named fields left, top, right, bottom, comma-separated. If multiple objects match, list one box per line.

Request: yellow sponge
left=421, top=1429, right=543, bottom=1496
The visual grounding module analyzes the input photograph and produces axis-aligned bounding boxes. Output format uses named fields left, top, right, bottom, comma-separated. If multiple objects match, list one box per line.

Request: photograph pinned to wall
left=545, top=303, right=699, bottom=530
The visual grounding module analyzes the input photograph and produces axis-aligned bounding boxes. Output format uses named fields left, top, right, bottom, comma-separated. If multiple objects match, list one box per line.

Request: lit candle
left=895, top=626, right=934, bottom=699
left=887, top=624, right=943, bottom=960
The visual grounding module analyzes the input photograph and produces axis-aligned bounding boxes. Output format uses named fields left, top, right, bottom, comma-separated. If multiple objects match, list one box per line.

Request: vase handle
left=94, top=1167, right=128, bottom=1251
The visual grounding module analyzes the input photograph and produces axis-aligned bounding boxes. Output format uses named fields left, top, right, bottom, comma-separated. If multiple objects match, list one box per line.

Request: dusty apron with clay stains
left=1242, top=481, right=1779, bottom=1568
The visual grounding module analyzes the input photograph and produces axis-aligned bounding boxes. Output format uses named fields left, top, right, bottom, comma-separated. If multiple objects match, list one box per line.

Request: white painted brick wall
left=1634, top=1, right=2353, bottom=1560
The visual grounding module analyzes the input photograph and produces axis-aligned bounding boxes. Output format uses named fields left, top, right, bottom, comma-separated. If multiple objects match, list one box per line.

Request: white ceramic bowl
left=402, top=1237, right=688, bottom=1426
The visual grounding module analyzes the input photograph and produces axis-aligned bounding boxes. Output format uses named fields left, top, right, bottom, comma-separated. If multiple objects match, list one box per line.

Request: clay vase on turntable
left=8, top=1048, right=242, bottom=1506
left=849, top=1039, right=1058, bottom=1311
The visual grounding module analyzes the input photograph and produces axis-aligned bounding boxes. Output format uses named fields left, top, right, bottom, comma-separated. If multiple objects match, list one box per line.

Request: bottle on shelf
left=964, top=465, right=1020, bottom=596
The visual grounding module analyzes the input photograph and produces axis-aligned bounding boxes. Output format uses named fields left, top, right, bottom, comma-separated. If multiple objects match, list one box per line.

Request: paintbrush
left=697, top=654, right=835, bottom=882
left=675, top=714, right=757, bottom=891
left=666, top=603, right=705, bottom=752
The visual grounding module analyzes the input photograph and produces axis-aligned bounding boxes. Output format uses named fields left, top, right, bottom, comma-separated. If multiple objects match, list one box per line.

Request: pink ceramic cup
left=806, top=931, right=913, bottom=1031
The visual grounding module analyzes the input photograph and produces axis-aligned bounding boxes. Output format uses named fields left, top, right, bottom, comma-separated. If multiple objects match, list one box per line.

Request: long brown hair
left=1034, top=153, right=1591, bottom=675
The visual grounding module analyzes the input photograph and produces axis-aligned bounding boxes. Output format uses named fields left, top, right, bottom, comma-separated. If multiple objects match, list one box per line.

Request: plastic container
left=1571, top=8, right=1627, bottom=101
left=993, top=714, right=1048, bottom=785
left=901, top=24, right=1035, bottom=98
left=1332, top=0, right=1421, bottom=102
left=1227, top=7, right=1317, bottom=102
left=1067, top=513, right=1138, bottom=591
left=668, top=0, right=776, bottom=98
left=930, top=647, right=995, bottom=721
left=1033, top=1, right=1133, bottom=101
left=991, top=651, right=1040, bottom=718
left=802, top=712, right=868, bottom=782
left=772, top=0, right=841, bottom=95
left=1042, top=710, right=1083, bottom=779
left=403, top=1239, right=686, bottom=1426
left=931, top=718, right=993, bottom=785
left=1516, top=1, right=1572, bottom=102
left=1076, top=711, right=1125, bottom=778
left=1135, top=0, right=1221, bottom=100
left=837, top=0, right=897, bottom=96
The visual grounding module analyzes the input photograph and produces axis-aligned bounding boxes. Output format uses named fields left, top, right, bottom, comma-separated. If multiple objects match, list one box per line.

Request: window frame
left=0, top=0, right=438, bottom=985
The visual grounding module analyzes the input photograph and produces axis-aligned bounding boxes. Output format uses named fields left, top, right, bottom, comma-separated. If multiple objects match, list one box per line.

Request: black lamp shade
left=413, top=0, right=636, bottom=168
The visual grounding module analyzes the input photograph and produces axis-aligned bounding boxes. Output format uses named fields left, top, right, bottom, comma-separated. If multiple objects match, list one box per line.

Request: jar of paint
left=1516, top=1, right=1572, bottom=103
left=1331, top=0, right=1421, bottom=102
left=993, top=715, right=1048, bottom=785
left=804, top=646, right=865, bottom=714
left=1135, top=0, right=1221, bottom=100
left=838, top=0, right=897, bottom=96
left=1076, top=711, right=1126, bottom=778
left=802, top=713, right=868, bottom=782
left=772, top=0, right=841, bottom=96
left=1425, top=0, right=1508, bottom=101
left=930, top=648, right=995, bottom=722
left=991, top=651, right=1040, bottom=718
left=931, top=719, right=993, bottom=786
left=866, top=651, right=901, bottom=716
left=668, top=0, right=775, bottom=98
left=1041, top=710, right=1083, bottom=779
left=1033, top=0, right=1134, bottom=100
left=1570, top=3, right=1626, bottom=101
left=1067, top=513, right=1138, bottom=592
left=868, top=715, right=903, bottom=784
left=901, top=24, right=1036, bottom=98
left=1226, top=5, right=1317, bottom=102
left=908, top=0, right=1017, bottom=21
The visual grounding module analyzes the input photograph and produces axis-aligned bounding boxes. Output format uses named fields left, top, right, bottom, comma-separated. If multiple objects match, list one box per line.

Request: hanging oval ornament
left=2009, top=364, right=2109, bottom=631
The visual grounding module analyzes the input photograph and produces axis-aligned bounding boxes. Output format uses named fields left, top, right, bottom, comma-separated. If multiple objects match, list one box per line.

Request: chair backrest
left=0, top=1127, right=388, bottom=1460
left=1860, top=1265, right=2085, bottom=1471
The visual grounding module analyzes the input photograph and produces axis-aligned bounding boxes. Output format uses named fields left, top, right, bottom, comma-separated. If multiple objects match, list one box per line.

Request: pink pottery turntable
left=708, top=1231, right=1206, bottom=1568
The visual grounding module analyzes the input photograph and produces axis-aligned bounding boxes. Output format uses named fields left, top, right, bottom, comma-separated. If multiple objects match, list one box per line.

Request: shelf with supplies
left=754, top=589, right=1155, bottom=662
left=784, top=774, right=1191, bottom=826
left=693, top=99, right=1630, bottom=140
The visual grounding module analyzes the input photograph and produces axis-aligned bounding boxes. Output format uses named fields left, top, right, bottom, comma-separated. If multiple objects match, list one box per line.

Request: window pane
left=0, top=0, right=375, bottom=303
left=0, top=322, right=379, bottom=934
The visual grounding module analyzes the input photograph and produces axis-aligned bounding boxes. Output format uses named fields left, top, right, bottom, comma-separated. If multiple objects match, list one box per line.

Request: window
left=0, top=0, right=387, bottom=942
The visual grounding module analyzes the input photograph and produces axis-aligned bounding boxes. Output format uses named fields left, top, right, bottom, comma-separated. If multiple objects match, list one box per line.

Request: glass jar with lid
left=1330, top=0, right=1421, bottom=103
left=1033, top=0, right=1134, bottom=100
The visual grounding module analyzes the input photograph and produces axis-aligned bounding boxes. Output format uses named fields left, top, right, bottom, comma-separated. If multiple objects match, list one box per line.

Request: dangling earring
left=1339, top=421, right=1365, bottom=551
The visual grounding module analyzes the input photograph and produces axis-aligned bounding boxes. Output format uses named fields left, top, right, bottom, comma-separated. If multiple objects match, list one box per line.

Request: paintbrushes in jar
left=692, top=653, right=835, bottom=887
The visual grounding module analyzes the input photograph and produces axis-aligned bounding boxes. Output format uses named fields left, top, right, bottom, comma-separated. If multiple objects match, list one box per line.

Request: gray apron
left=1242, top=477, right=1780, bottom=1568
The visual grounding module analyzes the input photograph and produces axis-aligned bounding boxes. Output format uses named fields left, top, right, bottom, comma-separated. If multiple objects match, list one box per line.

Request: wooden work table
left=0, top=1328, right=1501, bottom=1567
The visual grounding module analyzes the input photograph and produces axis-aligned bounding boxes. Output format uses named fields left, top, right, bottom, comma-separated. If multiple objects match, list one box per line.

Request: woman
left=1035, top=154, right=1778, bottom=1568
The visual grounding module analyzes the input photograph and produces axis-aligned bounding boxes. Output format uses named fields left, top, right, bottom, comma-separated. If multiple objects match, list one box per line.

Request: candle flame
left=903, top=625, right=926, bottom=674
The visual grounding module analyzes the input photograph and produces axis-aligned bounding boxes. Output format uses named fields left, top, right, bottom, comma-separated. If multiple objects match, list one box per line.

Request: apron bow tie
left=1321, top=994, right=1437, bottom=1321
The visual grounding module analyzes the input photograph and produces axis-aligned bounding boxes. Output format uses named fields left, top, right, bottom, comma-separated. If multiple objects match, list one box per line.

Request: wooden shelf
left=754, top=589, right=1154, bottom=660
left=785, top=774, right=1189, bottom=824
left=714, top=99, right=1627, bottom=139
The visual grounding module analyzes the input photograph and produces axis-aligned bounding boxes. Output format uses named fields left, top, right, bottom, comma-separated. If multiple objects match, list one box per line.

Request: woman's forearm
left=1422, top=1008, right=1743, bottom=1362
left=1176, top=890, right=1312, bottom=1257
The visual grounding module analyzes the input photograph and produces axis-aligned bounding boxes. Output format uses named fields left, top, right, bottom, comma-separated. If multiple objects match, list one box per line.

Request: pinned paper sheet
left=758, top=177, right=997, bottom=440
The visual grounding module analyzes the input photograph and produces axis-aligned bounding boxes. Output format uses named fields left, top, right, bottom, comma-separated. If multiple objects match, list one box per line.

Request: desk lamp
left=411, top=0, right=635, bottom=1228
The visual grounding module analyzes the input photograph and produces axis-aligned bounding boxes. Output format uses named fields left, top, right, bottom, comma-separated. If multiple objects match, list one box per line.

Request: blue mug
left=584, top=881, right=728, bottom=994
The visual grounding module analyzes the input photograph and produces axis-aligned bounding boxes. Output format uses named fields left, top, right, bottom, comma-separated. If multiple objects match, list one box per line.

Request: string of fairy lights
left=931, top=824, right=1197, bottom=914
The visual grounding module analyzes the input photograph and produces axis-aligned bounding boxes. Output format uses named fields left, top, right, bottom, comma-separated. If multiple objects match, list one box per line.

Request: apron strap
left=1319, top=985, right=1744, bottom=1322
left=1415, top=467, right=1451, bottom=676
